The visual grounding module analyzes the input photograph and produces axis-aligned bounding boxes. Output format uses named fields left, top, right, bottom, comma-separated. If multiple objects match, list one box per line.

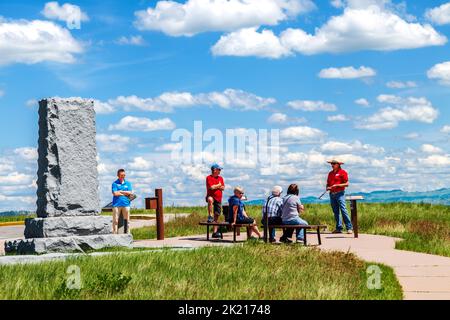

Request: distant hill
left=0, top=210, right=34, bottom=217
left=245, top=188, right=450, bottom=206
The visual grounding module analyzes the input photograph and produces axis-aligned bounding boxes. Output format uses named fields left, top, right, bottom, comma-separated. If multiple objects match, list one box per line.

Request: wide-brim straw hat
left=327, top=159, right=344, bottom=165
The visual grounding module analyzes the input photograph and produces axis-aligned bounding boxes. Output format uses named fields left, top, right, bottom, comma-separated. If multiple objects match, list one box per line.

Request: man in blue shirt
left=228, top=186, right=262, bottom=239
left=112, top=169, right=133, bottom=234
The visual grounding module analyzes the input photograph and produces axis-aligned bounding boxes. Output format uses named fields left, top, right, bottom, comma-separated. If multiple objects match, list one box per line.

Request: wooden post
left=346, top=195, right=363, bottom=238
left=155, top=188, right=164, bottom=240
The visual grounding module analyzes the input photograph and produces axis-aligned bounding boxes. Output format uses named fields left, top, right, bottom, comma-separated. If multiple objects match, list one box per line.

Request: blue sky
left=0, top=0, right=449, bottom=211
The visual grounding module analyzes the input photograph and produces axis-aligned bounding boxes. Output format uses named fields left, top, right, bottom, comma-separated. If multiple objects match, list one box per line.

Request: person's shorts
left=205, top=196, right=222, bottom=216
left=112, top=207, right=130, bottom=222
left=236, top=217, right=255, bottom=224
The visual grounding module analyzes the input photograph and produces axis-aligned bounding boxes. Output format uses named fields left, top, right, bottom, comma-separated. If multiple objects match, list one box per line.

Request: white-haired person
left=262, top=186, right=283, bottom=243
left=228, top=186, right=262, bottom=239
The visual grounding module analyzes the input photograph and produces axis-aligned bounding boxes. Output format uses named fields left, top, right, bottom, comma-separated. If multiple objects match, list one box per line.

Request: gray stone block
left=5, top=234, right=133, bottom=255
left=36, top=98, right=100, bottom=218
left=24, top=216, right=113, bottom=238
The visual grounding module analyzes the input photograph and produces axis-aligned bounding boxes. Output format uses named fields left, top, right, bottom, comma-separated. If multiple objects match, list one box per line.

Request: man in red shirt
left=326, top=159, right=353, bottom=234
left=206, top=163, right=225, bottom=238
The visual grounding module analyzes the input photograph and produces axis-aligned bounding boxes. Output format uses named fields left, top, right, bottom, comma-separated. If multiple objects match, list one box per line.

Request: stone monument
left=5, top=98, right=133, bottom=254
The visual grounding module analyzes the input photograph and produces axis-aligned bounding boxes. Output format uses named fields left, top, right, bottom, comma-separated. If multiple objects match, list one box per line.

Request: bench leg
left=317, top=227, right=321, bottom=245
left=303, top=230, right=307, bottom=246
left=233, top=226, right=236, bottom=243
left=246, top=227, right=251, bottom=239
left=207, top=225, right=210, bottom=241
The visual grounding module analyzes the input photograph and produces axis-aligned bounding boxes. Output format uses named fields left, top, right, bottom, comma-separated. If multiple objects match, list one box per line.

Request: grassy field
left=0, top=242, right=402, bottom=300
left=131, top=203, right=450, bottom=257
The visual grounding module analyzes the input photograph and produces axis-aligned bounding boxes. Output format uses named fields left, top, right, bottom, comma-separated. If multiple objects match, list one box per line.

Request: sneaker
left=296, top=238, right=305, bottom=243
left=211, top=232, right=221, bottom=239
left=269, top=238, right=276, bottom=243
left=346, top=229, right=353, bottom=234
left=332, top=230, right=343, bottom=234
left=207, top=216, right=214, bottom=223
left=280, top=237, right=293, bottom=243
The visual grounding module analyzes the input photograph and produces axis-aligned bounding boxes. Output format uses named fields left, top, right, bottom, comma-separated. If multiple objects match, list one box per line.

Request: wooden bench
left=262, top=224, right=328, bottom=245
left=199, top=222, right=256, bottom=243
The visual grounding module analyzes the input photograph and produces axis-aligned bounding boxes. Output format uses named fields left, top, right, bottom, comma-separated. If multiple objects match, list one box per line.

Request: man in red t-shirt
left=326, top=159, right=353, bottom=234
left=206, top=163, right=225, bottom=238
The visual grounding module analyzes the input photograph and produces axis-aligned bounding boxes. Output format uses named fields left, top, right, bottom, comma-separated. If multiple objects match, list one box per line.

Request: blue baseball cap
left=211, top=163, right=223, bottom=170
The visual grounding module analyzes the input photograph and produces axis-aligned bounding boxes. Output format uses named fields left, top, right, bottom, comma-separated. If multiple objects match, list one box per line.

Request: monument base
left=5, top=234, right=133, bottom=255
left=24, top=216, right=113, bottom=238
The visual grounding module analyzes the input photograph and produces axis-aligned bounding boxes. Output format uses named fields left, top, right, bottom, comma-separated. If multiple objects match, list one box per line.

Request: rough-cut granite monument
left=5, top=98, right=133, bottom=254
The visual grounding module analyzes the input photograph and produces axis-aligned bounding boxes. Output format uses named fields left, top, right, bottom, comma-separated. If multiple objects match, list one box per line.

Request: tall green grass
left=0, top=242, right=402, bottom=300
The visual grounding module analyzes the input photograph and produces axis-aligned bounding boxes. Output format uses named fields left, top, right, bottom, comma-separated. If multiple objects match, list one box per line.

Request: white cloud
left=318, top=66, right=376, bottom=79
left=116, top=35, right=146, bottom=46
left=426, top=2, right=450, bottom=25
left=128, top=156, right=153, bottom=170
left=427, top=61, right=450, bottom=86
left=106, top=89, right=276, bottom=113
left=13, top=147, right=38, bottom=161
left=42, top=2, right=89, bottom=26
left=0, top=19, right=83, bottom=65
left=267, top=112, right=306, bottom=124
left=211, top=27, right=291, bottom=58
left=280, top=126, right=327, bottom=143
left=214, top=4, right=446, bottom=58
left=108, top=116, right=176, bottom=132
left=419, top=154, right=450, bottom=167
left=404, top=132, right=420, bottom=140
left=357, top=95, right=439, bottom=130
left=321, top=140, right=384, bottom=154
left=355, top=98, right=370, bottom=107
left=96, top=134, right=133, bottom=152
left=386, top=80, right=417, bottom=88
left=26, top=99, right=38, bottom=108
left=441, top=125, right=450, bottom=134
left=327, top=114, right=350, bottom=122
left=0, top=172, right=33, bottom=185
left=134, top=0, right=316, bottom=36
left=420, top=144, right=443, bottom=154
left=93, top=99, right=115, bottom=114
left=280, top=5, right=446, bottom=55
left=287, top=100, right=337, bottom=112
left=330, top=0, right=344, bottom=8
left=155, top=142, right=183, bottom=152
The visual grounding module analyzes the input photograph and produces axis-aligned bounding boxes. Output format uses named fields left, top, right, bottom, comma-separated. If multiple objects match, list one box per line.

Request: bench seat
left=199, top=221, right=255, bottom=242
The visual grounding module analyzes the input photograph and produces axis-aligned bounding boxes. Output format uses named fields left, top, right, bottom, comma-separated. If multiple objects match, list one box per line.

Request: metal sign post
left=145, top=188, right=165, bottom=240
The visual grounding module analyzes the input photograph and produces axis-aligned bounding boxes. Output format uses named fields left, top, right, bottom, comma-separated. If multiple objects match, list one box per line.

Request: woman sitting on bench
left=228, top=186, right=262, bottom=240
left=280, top=184, right=308, bottom=243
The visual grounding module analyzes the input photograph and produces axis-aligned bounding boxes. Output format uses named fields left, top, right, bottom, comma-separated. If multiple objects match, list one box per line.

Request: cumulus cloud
left=96, top=134, right=133, bottom=152
left=427, top=61, right=450, bottom=86
left=419, top=154, right=450, bottom=167
left=267, top=112, right=306, bottom=124
left=441, top=125, right=450, bottom=134
left=0, top=19, right=83, bottom=65
left=318, top=66, right=376, bottom=79
left=327, top=114, right=350, bottom=122
left=108, top=116, right=176, bottom=132
left=321, top=140, right=384, bottom=154
left=420, top=144, right=443, bottom=154
left=128, top=156, right=153, bottom=170
left=386, top=80, right=417, bottom=88
left=279, top=126, right=327, bottom=143
left=212, top=3, right=446, bottom=58
left=211, top=27, right=290, bottom=58
left=115, top=35, right=146, bottom=46
left=13, top=147, right=38, bottom=161
left=356, top=95, right=439, bottom=130
left=0, top=172, right=33, bottom=185
left=134, top=0, right=316, bottom=36
left=287, top=100, right=337, bottom=112
left=100, top=89, right=276, bottom=113
left=425, top=2, right=450, bottom=25
left=355, top=98, right=370, bottom=107
left=155, top=142, right=183, bottom=152
left=42, top=2, right=89, bottom=27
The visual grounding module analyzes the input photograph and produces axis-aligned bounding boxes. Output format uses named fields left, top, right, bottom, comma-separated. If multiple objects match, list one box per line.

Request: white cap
left=272, top=185, right=283, bottom=196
